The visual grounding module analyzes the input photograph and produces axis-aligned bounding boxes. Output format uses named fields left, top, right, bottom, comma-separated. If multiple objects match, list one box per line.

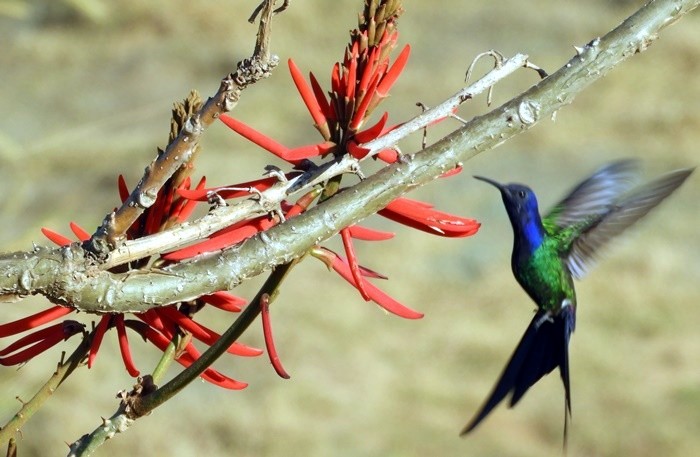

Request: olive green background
left=0, top=1, right=699, bottom=456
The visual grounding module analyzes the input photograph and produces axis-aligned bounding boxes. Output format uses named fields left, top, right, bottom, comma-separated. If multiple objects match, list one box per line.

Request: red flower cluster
left=0, top=177, right=257, bottom=389
left=0, top=0, right=481, bottom=389
left=213, top=9, right=480, bottom=320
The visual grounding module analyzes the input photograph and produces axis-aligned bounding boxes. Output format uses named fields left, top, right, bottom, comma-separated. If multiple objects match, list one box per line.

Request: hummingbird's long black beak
left=473, top=175, right=505, bottom=191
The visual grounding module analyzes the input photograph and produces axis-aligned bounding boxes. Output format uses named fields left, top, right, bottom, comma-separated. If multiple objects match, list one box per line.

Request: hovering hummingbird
left=461, top=159, right=693, bottom=444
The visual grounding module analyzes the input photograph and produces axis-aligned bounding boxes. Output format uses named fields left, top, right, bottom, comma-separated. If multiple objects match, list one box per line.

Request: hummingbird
left=461, top=159, right=693, bottom=444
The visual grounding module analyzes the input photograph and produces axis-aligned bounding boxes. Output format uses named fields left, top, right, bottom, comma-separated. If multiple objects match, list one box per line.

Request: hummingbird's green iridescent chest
left=511, top=235, right=576, bottom=313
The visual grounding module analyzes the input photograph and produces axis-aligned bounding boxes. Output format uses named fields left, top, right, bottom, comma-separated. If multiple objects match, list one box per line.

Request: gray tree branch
left=0, top=0, right=697, bottom=316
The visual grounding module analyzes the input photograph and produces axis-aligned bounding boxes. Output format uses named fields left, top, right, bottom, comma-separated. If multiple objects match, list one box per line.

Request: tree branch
left=0, top=0, right=695, bottom=314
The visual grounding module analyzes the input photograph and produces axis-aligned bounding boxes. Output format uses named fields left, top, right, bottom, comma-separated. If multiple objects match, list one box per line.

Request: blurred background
left=0, top=0, right=699, bottom=455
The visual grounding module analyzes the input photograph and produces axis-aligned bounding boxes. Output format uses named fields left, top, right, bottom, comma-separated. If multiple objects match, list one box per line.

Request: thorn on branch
left=524, top=59, right=549, bottom=79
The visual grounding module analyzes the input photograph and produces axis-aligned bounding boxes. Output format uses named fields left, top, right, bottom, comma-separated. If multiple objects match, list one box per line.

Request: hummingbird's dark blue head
left=474, top=175, right=545, bottom=251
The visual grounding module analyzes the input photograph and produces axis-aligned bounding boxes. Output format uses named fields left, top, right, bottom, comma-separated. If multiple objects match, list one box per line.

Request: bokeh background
left=1, top=1, right=699, bottom=456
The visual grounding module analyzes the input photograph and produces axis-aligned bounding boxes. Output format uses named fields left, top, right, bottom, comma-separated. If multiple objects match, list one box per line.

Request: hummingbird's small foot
left=534, top=311, right=554, bottom=329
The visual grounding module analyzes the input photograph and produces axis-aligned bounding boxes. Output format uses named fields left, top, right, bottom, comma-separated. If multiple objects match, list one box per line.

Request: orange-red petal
left=41, top=228, right=72, bottom=247
left=0, top=306, right=73, bottom=338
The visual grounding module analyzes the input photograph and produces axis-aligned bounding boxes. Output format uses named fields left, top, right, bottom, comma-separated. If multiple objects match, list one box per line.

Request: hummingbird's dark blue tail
left=461, top=304, right=576, bottom=438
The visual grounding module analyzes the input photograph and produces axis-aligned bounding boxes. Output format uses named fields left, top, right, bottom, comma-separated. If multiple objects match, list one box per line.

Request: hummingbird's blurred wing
left=543, top=159, right=641, bottom=234
left=566, top=167, right=694, bottom=279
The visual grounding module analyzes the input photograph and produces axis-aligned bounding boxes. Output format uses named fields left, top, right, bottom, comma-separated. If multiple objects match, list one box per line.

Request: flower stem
left=150, top=333, right=180, bottom=384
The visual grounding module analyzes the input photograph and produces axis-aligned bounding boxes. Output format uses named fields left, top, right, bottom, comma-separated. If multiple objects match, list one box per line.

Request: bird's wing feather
left=543, top=159, right=641, bottom=234
left=461, top=305, right=575, bottom=436
left=566, top=167, right=693, bottom=279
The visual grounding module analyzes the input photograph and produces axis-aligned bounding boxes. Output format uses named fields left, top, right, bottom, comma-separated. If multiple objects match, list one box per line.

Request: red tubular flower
left=219, top=114, right=335, bottom=165
left=88, top=315, right=111, bottom=368
left=378, top=197, right=481, bottom=237
left=157, top=306, right=262, bottom=358
left=164, top=188, right=321, bottom=261
left=0, top=321, right=84, bottom=366
left=124, top=320, right=247, bottom=390
left=260, top=293, right=290, bottom=379
left=12, top=169, right=257, bottom=387
left=213, top=2, right=480, bottom=333
left=114, top=314, right=139, bottom=377
left=312, top=247, right=423, bottom=320
left=288, top=59, right=330, bottom=139
left=201, top=292, right=246, bottom=313
left=340, top=227, right=371, bottom=301
left=0, top=306, right=73, bottom=338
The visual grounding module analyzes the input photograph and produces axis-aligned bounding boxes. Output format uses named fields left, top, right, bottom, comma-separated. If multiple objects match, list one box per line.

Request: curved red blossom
left=0, top=306, right=73, bottom=338
left=171, top=176, right=207, bottom=224
left=313, top=248, right=423, bottom=319
left=379, top=197, right=481, bottom=237
left=88, top=315, right=111, bottom=368
left=349, top=74, right=381, bottom=132
left=157, top=306, right=262, bottom=357
left=340, top=227, right=371, bottom=301
left=375, top=44, right=410, bottom=98
left=440, top=166, right=463, bottom=178
left=288, top=58, right=328, bottom=135
left=40, top=228, right=73, bottom=247
left=346, top=140, right=371, bottom=160
left=353, top=112, right=389, bottom=144
left=114, top=314, right=139, bottom=377
left=118, top=174, right=130, bottom=203
left=0, top=321, right=84, bottom=366
left=377, top=148, right=399, bottom=163
left=125, top=320, right=247, bottom=390
left=201, top=292, right=246, bottom=313
left=260, top=294, right=290, bottom=379
left=345, top=41, right=359, bottom=101
left=346, top=225, right=394, bottom=241
left=179, top=342, right=248, bottom=390
left=220, top=114, right=335, bottom=164
left=356, top=46, right=379, bottom=99
left=70, top=222, right=91, bottom=241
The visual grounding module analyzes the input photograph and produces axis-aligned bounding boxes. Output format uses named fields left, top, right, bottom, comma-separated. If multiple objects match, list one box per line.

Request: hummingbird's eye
left=518, top=190, right=526, bottom=199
